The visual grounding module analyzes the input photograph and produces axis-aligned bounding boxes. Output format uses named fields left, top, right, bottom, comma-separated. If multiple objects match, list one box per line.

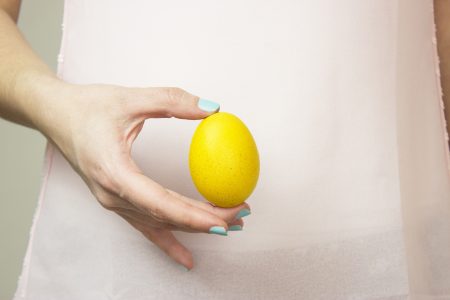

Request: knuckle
left=165, top=87, right=187, bottom=106
left=97, top=194, right=119, bottom=211
left=148, top=201, right=168, bottom=223
left=149, top=208, right=166, bottom=223
left=93, top=167, right=118, bottom=195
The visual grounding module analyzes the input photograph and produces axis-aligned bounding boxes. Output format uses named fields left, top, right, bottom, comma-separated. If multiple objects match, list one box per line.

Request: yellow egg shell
left=189, top=112, right=260, bottom=208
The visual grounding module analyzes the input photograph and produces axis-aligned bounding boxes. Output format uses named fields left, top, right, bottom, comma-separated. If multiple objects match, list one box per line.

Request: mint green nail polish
left=209, top=226, right=227, bottom=236
left=235, top=209, right=251, bottom=220
left=229, top=225, right=243, bottom=231
left=182, top=265, right=190, bottom=271
left=198, top=98, right=220, bottom=112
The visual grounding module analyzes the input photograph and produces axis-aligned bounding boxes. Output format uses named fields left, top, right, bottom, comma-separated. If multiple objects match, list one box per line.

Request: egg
left=189, top=112, right=260, bottom=208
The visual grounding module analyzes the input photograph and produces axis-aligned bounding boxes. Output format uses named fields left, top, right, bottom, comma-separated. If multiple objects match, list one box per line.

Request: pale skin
left=0, top=0, right=250, bottom=271
left=1, top=1, right=449, bottom=271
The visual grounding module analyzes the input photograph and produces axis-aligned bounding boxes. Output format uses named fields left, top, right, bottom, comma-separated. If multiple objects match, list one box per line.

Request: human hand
left=32, top=80, right=251, bottom=270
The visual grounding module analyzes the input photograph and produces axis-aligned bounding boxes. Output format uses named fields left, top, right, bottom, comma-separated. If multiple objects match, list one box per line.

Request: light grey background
left=0, top=1, right=63, bottom=298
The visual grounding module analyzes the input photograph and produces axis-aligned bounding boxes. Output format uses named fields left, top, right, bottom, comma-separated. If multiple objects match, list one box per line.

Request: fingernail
left=228, top=225, right=243, bottom=231
left=209, top=226, right=228, bottom=236
left=235, top=209, right=251, bottom=220
left=198, top=98, right=220, bottom=112
left=181, top=265, right=190, bottom=271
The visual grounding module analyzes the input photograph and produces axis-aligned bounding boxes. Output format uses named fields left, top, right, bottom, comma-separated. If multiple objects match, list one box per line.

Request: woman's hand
left=0, top=3, right=250, bottom=269
left=30, top=78, right=250, bottom=270
left=0, top=0, right=250, bottom=271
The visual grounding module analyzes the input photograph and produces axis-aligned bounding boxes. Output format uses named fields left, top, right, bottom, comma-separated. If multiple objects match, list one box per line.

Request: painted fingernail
left=209, top=226, right=228, bottom=236
left=235, top=209, right=251, bottom=220
left=228, top=225, right=243, bottom=231
left=198, top=98, right=220, bottom=112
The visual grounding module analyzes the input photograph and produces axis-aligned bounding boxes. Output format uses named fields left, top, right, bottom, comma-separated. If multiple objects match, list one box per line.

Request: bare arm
left=0, top=0, right=58, bottom=129
left=0, top=0, right=19, bottom=21
left=435, top=0, right=450, bottom=138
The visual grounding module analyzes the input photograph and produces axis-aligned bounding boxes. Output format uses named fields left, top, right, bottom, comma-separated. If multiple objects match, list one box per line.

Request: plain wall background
left=0, top=1, right=63, bottom=298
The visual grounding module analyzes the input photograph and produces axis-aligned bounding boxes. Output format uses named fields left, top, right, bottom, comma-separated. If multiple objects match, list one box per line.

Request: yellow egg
left=189, top=112, right=260, bottom=208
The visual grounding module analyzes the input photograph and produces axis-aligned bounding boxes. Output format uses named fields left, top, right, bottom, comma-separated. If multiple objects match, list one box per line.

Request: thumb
left=139, top=87, right=220, bottom=120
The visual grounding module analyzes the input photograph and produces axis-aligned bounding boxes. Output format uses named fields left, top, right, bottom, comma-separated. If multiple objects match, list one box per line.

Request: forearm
left=0, top=5, right=61, bottom=130
left=435, top=0, right=450, bottom=136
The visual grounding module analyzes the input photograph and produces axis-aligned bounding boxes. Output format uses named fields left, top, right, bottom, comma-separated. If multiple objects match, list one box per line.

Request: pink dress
left=15, top=0, right=450, bottom=299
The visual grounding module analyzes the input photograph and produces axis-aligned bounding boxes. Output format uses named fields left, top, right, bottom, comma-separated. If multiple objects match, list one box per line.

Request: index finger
left=117, top=170, right=230, bottom=235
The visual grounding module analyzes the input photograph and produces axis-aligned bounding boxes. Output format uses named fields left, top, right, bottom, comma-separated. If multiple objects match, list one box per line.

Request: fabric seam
left=14, top=143, right=54, bottom=299
left=13, top=0, right=69, bottom=298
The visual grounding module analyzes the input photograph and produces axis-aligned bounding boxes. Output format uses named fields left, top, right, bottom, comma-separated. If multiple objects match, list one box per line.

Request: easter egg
left=189, top=112, right=259, bottom=208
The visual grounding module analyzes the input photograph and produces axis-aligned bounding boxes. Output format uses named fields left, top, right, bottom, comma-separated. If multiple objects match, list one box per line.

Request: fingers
left=116, top=209, right=168, bottom=229
left=130, top=87, right=220, bottom=120
left=118, top=170, right=230, bottom=233
left=227, top=218, right=244, bottom=231
left=166, top=189, right=251, bottom=223
left=117, top=209, right=243, bottom=270
left=144, top=229, right=194, bottom=270
left=122, top=215, right=194, bottom=270
left=117, top=206, right=245, bottom=232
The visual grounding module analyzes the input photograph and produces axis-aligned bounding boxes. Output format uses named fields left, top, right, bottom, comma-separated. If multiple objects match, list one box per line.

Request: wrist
left=12, top=69, right=73, bottom=142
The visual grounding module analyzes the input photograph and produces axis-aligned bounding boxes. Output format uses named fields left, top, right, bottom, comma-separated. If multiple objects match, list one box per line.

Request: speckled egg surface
left=189, top=112, right=259, bottom=208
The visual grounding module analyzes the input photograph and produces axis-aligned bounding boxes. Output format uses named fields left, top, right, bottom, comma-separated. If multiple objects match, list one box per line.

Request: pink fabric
left=15, top=0, right=450, bottom=299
